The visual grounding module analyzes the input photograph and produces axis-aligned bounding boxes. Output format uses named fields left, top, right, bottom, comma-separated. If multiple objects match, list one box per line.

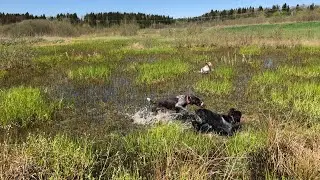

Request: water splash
left=129, top=107, right=202, bottom=126
left=130, top=107, right=182, bottom=125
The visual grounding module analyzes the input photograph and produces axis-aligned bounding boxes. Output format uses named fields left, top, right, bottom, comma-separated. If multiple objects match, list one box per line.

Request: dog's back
left=195, top=109, right=228, bottom=133
left=194, top=108, right=241, bottom=135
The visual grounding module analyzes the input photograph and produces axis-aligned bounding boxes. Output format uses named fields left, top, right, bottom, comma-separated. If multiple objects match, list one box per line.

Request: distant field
left=220, top=21, right=320, bottom=39
left=223, top=21, right=320, bottom=31
left=1, top=20, right=320, bottom=179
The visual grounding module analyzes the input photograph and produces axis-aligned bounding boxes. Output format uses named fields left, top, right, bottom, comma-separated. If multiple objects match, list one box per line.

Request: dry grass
left=266, top=120, right=320, bottom=179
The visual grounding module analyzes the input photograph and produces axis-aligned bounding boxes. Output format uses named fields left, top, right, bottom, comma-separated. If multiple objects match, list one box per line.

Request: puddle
left=264, top=58, right=274, bottom=69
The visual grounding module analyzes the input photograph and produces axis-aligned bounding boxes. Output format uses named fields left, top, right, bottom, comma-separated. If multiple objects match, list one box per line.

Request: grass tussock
left=68, top=66, right=111, bottom=82
left=0, top=86, right=58, bottom=127
left=136, top=59, right=190, bottom=84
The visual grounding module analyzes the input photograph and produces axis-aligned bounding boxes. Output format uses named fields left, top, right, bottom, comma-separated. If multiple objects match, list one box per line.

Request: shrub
left=0, top=86, right=57, bottom=127
left=0, top=20, right=82, bottom=37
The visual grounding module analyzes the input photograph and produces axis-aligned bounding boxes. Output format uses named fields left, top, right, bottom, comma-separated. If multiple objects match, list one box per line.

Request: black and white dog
left=147, top=95, right=205, bottom=113
left=192, top=108, right=242, bottom=136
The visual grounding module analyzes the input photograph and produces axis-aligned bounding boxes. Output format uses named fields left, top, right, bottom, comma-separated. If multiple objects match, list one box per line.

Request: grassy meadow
left=1, top=20, right=320, bottom=179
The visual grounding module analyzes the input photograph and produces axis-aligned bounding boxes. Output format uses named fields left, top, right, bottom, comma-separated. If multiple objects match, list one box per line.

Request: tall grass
left=121, top=123, right=221, bottom=179
left=0, top=134, right=95, bottom=179
left=0, top=45, right=35, bottom=70
left=267, top=121, right=320, bottom=179
left=0, top=86, right=58, bottom=127
left=1, top=121, right=319, bottom=179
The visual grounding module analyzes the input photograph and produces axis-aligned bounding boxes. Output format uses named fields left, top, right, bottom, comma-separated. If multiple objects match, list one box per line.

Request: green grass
left=271, top=82, right=320, bottom=118
left=214, top=66, right=234, bottom=79
left=0, top=86, right=57, bottom=127
left=223, top=21, right=320, bottom=32
left=297, top=46, right=320, bottom=55
left=195, top=79, right=233, bottom=96
left=68, top=66, right=111, bottom=82
left=226, top=130, right=267, bottom=157
left=2, top=21, right=320, bottom=179
left=278, top=65, right=320, bottom=78
left=250, top=64, right=320, bottom=119
left=195, top=66, right=234, bottom=95
left=222, top=21, right=320, bottom=39
left=122, top=123, right=219, bottom=178
left=251, top=71, right=282, bottom=86
left=136, top=59, right=190, bottom=84
left=239, top=45, right=262, bottom=56
left=124, top=123, right=217, bottom=158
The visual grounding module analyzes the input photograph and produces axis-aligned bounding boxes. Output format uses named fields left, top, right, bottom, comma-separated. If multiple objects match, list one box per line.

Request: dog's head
left=187, top=95, right=205, bottom=107
left=228, top=108, right=242, bottom=123
left=206, top=62, right=212, bottom=67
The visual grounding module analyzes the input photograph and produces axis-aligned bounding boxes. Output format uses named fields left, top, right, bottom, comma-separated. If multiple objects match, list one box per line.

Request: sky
left=0, top=0, right=319, bottom=18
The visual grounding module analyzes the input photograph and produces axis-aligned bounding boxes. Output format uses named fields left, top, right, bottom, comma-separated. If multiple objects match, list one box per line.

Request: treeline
left=188, top=3, right=318, bottom=21
left=0, top=3, right=318, bottom=27
left=0, top=12, right=46, bottom=25
left=84, top=12, right=173, bottom=28
left=0, top=12, right=174, bottom=28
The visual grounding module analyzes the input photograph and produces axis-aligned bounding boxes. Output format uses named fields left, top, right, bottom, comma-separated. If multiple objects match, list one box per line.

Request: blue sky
left=0, top=0, right=318, bottom=18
